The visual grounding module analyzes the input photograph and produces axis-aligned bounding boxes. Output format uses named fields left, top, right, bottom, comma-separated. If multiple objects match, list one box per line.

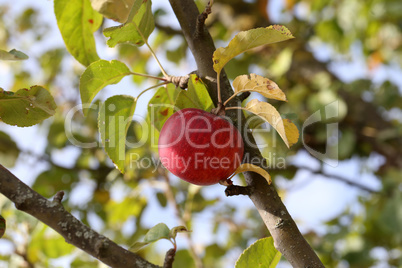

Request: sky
left=0, top=0, right=399, bottom=267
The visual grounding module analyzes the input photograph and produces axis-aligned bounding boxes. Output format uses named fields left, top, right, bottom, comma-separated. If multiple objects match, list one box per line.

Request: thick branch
left=168, top=1, right=324, bottom=267
left=0, top=165, right=161, bottom=268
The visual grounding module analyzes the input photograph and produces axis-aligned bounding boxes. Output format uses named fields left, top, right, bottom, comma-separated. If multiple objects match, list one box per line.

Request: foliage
left=0, top=48, right=28, bottom=60
left=0, top=0, right=401, bottom=267
left=235, top=237, right=281, bottom=268
left=0, top=86, right=57, bottom=127
left=130, top=223, right=189, bottom=252
left=54, top=0, right=102, bottom=66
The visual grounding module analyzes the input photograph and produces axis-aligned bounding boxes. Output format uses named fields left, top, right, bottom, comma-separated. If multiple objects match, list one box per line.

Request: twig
left=238, top=91, right=250, bottom=102
left=0, top=164, right=161, bottom=268
left=297, top=165, right=379, bottom=193
left=52, top=191, right=65, bottom=204
left=163, top=248, right=176, bottom=268
left=155, top=22, right=183, bottom=36
left=225, top=185, right=252, bottom=196
left=166, top=74, right=191, bottom=89
left=15, top=250, right=34, bottom=268
left=195, top=1, right=213, bottom=39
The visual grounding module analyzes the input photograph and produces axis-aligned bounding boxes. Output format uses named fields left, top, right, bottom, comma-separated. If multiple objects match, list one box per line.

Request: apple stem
left=135, top=82, right=170, bottom=101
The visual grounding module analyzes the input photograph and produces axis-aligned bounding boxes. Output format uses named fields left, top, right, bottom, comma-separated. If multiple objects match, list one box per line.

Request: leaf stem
left=130, top=72, right=167, bottom=81
left=135, top=82, right=170, bottom=101
left=217, top=71, right=222, bottom=103
left=225, top=106, right=246, bottom=111
left=223, top=92, right=238, bottom=106
left=133, top=22, right=169, bottom=78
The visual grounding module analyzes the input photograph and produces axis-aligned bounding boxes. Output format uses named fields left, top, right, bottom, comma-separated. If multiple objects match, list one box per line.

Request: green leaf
left=54, top=0, right=102, bottom=66
left=156, top=192, right=167, bottom=207
left=204, top=244, right=226, bottom=267
left=0, top=215, right=5, bottom=238
left=103, top=0, right=154, bottom=47
left=0, top=86, right=57, bottom=127
left=0, top=49, right=28, bottom=60
left=27, top=225, right=74, bottom=262
left=173, top=250, right=195, bottom=268
left=231, top=164, right=271, bottom=184
left=99, top=95, right=136, bottom=173
left=80, top=60, right=131, bottom=113
left=90, top=0, right=135, bottom=23
left=268, top=47, right=293, bottom=77
left=130, top=223, right=171, bottom=252
left=232, top=74, right=287, bottom=102
left=175, top=74, right=214, bottom=111
left=0, top=131, right=19, bottom=168
left=169, top=226, right=190, bottom=240
left=235, top=237, right=281, bottom=268
left=147, top=85, right=180, bottom=132
left=243, top=99, right=299, bottom=148
left=33, top=167, right=79, bottom=198
left=213, top=25, right=294, bottom=73
left=47, top=118, right=68, bottom=149
left=105, top=196, right=147, bottom=225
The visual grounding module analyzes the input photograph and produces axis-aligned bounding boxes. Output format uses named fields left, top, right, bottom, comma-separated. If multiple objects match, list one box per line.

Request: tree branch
left=299, top=165, right=379, bottom=193
left=168, top=1, right=324, bottom=267
left=0, top=164, right=161, bottom=268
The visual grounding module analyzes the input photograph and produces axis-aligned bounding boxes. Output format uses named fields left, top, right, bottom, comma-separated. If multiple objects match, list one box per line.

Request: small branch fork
left=225, top=185, right=252, bottom=197
left=166, top=74, right=191, bottom=89
left=52, top=191, right=65, bottom=204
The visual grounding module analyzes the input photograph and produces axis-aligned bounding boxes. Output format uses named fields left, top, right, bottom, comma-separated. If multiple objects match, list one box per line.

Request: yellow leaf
left=233, top=74, right=287, bottom=102
left=283, top=119, right=299, bottom=147
left=244, top=99, right=289, bottom=148
left=232, top=164, right=271, bottom=184
left=213, top=25, right=294, bottom=73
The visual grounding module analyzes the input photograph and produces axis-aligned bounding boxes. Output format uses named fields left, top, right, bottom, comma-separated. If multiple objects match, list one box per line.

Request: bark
left=168, top=0, right=324, bottom=267
left=0, top=164, right=161, bottom=268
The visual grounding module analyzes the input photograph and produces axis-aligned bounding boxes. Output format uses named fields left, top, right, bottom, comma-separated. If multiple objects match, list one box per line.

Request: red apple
left=158, top=108, right=244, bottom=185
